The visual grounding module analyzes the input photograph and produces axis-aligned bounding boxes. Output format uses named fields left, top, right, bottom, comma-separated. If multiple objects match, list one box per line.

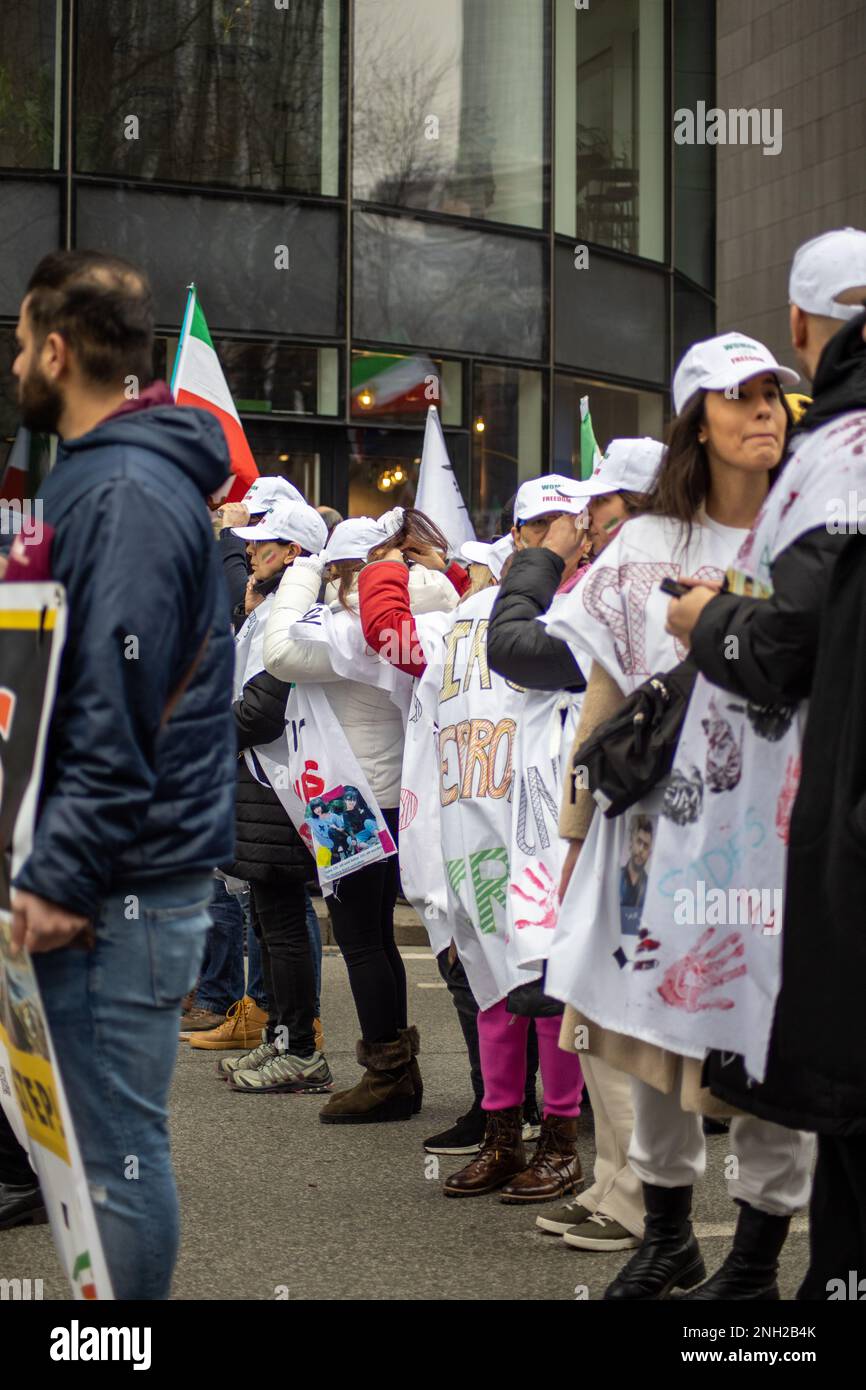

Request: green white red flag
left=171, top=285, right=258, bottom=503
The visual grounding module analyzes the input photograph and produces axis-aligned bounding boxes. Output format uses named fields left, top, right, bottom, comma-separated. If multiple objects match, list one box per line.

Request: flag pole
left=170, top=283, right=196, bottom=395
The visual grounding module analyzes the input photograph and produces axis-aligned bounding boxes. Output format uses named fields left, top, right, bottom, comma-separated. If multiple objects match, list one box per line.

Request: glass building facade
left=0, top=0, right=715, bottom=533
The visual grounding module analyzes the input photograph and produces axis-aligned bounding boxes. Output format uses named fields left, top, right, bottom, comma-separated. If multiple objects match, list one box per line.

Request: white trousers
left=575, top=1054, right=645, bottom=1237
left=628, top=1071, right=815, bottom=1217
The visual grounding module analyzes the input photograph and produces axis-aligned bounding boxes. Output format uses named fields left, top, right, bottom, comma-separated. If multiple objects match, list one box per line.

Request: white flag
left=415, top=406, right=476, bottom=552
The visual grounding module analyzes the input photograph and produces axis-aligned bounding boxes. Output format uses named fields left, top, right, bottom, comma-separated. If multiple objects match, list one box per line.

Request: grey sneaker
left=229, top=1049, right=333, bottom=1094
left=536, top=1195, right=592, bottom=1236
left=562, top=1212, right=641, bottom=1251
left=217, top=1040, right=279, bottom=1080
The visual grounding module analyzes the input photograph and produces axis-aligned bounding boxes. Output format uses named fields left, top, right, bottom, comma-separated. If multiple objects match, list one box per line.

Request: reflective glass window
left=75, top=0, right=342, bottom=195
left=0, top=1, right=60, bottom=170
left=472, top=363, right=543, bottom=538
left=75, top=187, right=341, bottom=336
left=351, top=351, right=462, bottom=427
left=354, top=0, right=547, bottom=229
left=556, top=0, right=665, bottom=261
left=354, top=211, right=545, bottom=360
left=554, top=373, right=665, bottom=478
left=0, top=181, right=61, bottom=316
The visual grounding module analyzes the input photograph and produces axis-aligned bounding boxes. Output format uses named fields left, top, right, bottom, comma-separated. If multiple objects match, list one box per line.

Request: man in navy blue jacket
left=6, top=250, right=235, bottom=1299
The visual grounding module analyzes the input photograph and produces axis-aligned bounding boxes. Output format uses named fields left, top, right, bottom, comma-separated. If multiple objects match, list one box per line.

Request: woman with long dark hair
left=547, top=333, right=815, bottom=1297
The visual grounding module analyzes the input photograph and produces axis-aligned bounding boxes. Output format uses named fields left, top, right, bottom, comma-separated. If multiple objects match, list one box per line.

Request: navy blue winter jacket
left=13, top=403, right=236, bottom=917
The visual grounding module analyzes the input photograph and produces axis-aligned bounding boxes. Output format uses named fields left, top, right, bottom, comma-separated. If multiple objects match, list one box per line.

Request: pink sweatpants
left=477, top=998, right=583, bottom=1118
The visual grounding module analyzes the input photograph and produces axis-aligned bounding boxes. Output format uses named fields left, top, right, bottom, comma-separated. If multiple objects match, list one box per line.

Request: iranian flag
left=579, top=396, right=602, bottom=480
left=171, top=285, right=258, bottom=503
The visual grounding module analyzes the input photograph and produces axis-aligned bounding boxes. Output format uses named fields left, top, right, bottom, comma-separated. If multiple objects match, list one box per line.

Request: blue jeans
left=33, top=873, right=213, bottom=1301
left=197, top=879, right=266, bottom=1013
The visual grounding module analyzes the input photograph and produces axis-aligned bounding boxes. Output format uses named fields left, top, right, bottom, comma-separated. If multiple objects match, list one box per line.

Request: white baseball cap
left=514, top=475, right=592, bottom=524
left=673, top=332, right=799, bottom=415
left=321, top=508, right=406, bottom=563
left=789, top=227, right=866, bottom=321
left=231, top=498, right=327, bottom=554
left=576, top=438, right=665, bottom=499
left=242, top=475, right=305, bottom=515
left=460, top=535, right=515, bottom=581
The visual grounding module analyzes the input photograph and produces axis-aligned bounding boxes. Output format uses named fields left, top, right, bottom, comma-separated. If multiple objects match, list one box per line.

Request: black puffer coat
left=225, top=575, right=312, bottom=885
left=488, top=548, right=587, bottom=692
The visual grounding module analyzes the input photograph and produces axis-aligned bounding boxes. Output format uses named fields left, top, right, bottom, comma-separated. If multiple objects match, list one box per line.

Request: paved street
left=2, top=950, right=810, bottom=1301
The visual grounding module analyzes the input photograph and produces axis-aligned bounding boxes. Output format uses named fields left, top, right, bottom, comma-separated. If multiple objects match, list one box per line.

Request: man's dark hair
left=25, top=250, right=155, bottom=388
left=499, top=493, right=518, bottom=536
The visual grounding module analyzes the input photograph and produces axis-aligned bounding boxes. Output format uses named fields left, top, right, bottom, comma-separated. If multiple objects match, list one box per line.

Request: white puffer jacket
left=263, top=560, right=458, bottom=808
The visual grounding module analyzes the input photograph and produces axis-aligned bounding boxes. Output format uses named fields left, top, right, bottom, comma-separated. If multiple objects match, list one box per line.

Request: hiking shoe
left=424, top=1099, right=486, bottom=1155
left=229, top=1050, right=333, bottom=1094
left=522, top=1097, right=541, bottom=1142
left=179, top=1006, right=224, bottom=1037
left=563, top=1211, right=642, bottom=1251
left=188, top=997, right=268, bottom=1051
left=217, top=1040, right=279, bottom=1080
left=536, top=1194, right=592, bottom=1236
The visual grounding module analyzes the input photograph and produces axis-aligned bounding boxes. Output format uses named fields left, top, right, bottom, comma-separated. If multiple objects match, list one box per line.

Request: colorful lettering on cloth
left=544, top=511, right=748, bottom=1056
left=636, top=412, right=866, bottom=1081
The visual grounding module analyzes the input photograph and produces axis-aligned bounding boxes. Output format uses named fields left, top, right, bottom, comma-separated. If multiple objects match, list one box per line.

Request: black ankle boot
left=675, top=1201, right=789, bottom=1300
left=604, top=1183, right=705, bottom=1300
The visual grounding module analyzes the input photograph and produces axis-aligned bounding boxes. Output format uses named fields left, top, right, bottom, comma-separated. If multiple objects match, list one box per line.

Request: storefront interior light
left=358, top=389, right=374, bottom=409
left=474, top=417, right=485, bottom=433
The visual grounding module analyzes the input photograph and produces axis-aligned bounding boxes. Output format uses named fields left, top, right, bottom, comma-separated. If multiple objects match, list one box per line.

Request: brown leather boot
left=443, top=1107, right=525, bottom=1197
left=319, top=1034, right=415, bottom=1124
left=400, top=1025, right=423, bottom=1114
left=499, top=1114, right=582, bottom=1203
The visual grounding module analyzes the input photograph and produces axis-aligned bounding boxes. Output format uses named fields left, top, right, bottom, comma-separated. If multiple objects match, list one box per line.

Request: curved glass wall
left=1, top=1, right=717, bottom=528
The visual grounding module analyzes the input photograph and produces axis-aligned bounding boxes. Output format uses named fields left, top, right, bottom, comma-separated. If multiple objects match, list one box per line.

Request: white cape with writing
left=426, top=587, right=536, bottom=1008
left=637, top=410, right=866, bottom=1080
left=238, top=594, right=407, bottom=890
left=397, top=610, right=456, bottom=956
left=544, top=512, right=748, bottom=1048
left=506, top=584, right=585, bottom=972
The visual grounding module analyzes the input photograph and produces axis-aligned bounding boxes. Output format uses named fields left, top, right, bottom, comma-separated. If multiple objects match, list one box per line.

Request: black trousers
left=436, top=947, right=539, bottom=1106
left=0, top=1105, right=34, bottom=1186
left=326, top=808, right=407, bottom=1044
left=797, top=1134, right=866, bottom=1300
left=249, top=877, right=317, bottom=1058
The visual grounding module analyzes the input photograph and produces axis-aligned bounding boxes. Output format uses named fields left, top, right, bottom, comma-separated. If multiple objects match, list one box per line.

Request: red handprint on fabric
left=510, top=863, right=559, bottom=930
left=775, top=754, right=801, bottom=845
left=657, top=928, right=746, bottom=1012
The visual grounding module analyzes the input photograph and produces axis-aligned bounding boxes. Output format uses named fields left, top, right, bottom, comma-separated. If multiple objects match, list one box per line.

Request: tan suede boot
left=319, top=1034, right=415, bottom=1124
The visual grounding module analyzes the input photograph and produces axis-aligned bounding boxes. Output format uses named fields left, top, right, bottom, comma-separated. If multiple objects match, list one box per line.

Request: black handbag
left=569, top=659, right=697, bottom=819
left=505, top=968, right=564, bottom=1019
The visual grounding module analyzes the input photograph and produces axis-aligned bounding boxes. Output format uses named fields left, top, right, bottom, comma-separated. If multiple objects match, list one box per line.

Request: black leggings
left=249, top=878, right=317, bottom=1058
left=326, top=807, right=407, bottom=1045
